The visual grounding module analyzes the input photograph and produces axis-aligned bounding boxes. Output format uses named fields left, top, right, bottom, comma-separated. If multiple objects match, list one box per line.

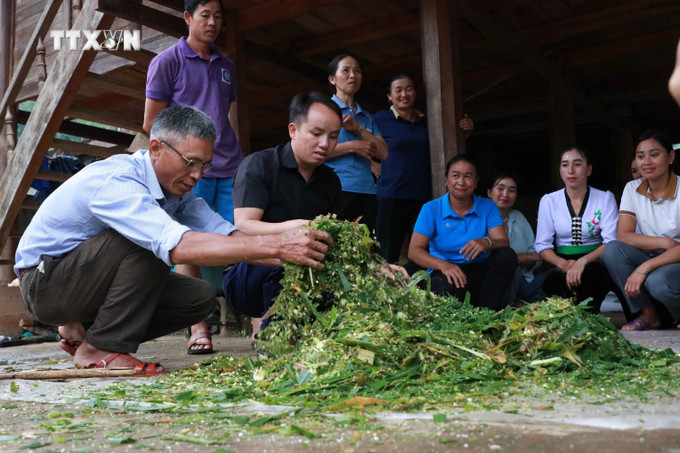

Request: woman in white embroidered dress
left=534, top=146, right=619, bottom=312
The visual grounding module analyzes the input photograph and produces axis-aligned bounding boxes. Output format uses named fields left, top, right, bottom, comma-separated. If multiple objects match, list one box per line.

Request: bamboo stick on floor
left=0, top=367, right=139, bottom=380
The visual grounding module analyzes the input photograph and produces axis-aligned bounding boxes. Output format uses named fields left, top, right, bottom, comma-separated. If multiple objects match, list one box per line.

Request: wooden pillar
left=221, top=10, right=250, bottom=155
left=547, top=55, right=575, bottom=188
left=421, top=0, right=465, bottom=198
left=0, top=0, right=14, bottom=282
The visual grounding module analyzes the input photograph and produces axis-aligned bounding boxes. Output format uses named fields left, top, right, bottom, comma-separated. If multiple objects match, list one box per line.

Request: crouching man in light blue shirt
left=14, top=106, right=333, bottom=375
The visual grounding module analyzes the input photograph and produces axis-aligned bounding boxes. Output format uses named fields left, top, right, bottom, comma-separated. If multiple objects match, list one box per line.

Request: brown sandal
left=186, top=331, right=214, bottom=355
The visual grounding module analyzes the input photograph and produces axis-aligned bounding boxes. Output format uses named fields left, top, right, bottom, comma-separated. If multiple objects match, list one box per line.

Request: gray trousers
left=19, top=230, right=216, bottom=353
left=602, top=240, right=680, bottom=323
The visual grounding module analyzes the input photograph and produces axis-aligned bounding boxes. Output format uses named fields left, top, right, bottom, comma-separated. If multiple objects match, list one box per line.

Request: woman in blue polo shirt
left=325, top=54, right=388, bottom=233
left=408, top=154, right=518, bottom=310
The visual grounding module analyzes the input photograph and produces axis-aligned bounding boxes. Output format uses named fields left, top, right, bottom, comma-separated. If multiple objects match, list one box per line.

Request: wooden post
left=547, top=55, right=575, bottom=188
left=0, top=0, right=14, bottom=282
left=36, top=37, right=47, bottom=91
left=421, top=0, right=465, bottom=198
left=222, top=10, right=250, bottom=155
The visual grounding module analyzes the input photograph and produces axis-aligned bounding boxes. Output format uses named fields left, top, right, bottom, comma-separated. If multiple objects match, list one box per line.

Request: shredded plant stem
left=106, top=216, right=680, bottom=414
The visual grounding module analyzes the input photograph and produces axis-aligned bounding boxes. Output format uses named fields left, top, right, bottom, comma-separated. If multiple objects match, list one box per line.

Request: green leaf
left=278, top=424, right=320, bottom=439
left=20, top=442, right=51, bottom=449
left=9, top=381, right=19, bottom=393
left=173, top=390, right=198, bottom=402
left=162, top=434, right=217, bottom=445
left=433, top=413, right=447, bottom=423
left=107, top=436, right=135, bottom=445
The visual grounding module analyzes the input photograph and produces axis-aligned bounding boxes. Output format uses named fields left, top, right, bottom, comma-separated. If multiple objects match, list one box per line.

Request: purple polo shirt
left=146, top=37, right=243, bottom=178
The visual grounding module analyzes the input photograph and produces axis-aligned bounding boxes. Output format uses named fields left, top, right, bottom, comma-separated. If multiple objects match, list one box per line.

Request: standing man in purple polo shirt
left=144, top=0, right=242, bottom=354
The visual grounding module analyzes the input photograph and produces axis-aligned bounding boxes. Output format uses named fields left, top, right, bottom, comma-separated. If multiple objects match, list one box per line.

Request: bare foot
left=73, top=341, right=164, bottom=371
left=58, top=323, right=86, bottom=343
left=251, top=317, right=262, bottom=342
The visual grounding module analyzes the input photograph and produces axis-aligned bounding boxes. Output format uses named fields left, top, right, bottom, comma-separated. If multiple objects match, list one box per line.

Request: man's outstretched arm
left=169, top=229, right=333, bottom=269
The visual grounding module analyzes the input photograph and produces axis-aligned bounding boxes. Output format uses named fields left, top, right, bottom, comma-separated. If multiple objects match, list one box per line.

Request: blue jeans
left=602, top=240, right=680, bottom=323
left=193, top=177, right=234, bottom=223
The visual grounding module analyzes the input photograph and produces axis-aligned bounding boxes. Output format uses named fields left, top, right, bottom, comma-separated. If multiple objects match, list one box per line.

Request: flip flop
left=58, top=339, right=81, bottom=356
left=83, top=352, right=167, bottom=377
left=187, top=331, right=214, bottom=355
left=622, top=317, right=659, bottom=331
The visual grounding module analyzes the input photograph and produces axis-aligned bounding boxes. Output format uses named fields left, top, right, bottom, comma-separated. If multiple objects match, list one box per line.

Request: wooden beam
left=463, top=0, right=680, bottom=55
left=245, top=41, right=326, bottom=82
left=291, top=12, right=420, bottom=57
left=567, top=27, right=680, bottom=68
left=96, top=0, right=184, bottom=38
left=421, top=0, right=464, bottom=198
left=248, top=81, right=318, bottom=108
left=236, top=0, right=340, bottom=31
left=0, top=0, right=62, bottom=123
left=0, top=1, right=115, bottom=249
left=147, top=0, right=183, bottom=13
left=457, top=0, right=622, bottom=133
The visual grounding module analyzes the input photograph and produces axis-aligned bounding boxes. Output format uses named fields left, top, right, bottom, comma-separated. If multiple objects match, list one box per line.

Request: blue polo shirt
left=146, top=37, right=243, bottom=179
left=413, top=194, right=503, bottom=264
left=373, top=108, right=431, bottom=201
left=325, top=94, right=381, bottom=194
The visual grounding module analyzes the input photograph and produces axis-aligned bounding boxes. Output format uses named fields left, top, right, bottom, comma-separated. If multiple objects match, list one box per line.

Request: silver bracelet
left=634, top=269, right=649, bottom=276
left=484, top=236, right=492, bottom=249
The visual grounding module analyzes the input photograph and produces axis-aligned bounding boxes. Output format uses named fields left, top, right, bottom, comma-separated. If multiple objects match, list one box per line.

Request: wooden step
left=85, top=72, right=145, bottom=99
left=67, top=105, right=144, bottom=133
left=21, top=199, right=40, bottom=211
left=35, top=169, right=71, bottom=183
left=14, top=110, right=136, bottom=147
left=51, top=138, right=129, bottom=159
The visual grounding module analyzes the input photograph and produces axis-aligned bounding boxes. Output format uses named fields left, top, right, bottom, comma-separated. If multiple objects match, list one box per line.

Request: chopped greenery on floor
left=103, top=216, right=680, bottom=414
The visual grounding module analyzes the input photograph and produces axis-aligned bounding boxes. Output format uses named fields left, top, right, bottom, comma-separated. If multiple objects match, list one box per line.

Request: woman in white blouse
left=603, top=130, right=680, bottom=330
left=534, top=146, right=619, bottom=312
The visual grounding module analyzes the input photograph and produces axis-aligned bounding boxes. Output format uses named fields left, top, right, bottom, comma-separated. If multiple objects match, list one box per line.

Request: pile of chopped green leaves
left=116, top=216, right=680, bottom=412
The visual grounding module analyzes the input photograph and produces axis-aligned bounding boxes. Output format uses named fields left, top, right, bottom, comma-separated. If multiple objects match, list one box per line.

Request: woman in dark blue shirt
left=374, top=73, right=473, bottom=262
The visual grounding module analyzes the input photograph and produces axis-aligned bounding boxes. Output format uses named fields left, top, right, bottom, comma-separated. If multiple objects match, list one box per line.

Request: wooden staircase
left=0, top=0, right=189, bottom=273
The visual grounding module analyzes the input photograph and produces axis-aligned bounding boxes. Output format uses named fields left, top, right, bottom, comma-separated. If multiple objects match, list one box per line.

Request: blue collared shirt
left=413, top=194, right=503, bottom=264
left=325, top=94, right=381, bottom=194
left=15, top=149, right=237, bottom=274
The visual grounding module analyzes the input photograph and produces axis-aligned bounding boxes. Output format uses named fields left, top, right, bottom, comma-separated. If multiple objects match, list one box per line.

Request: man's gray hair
left=149, top=106, right=216, bottom=144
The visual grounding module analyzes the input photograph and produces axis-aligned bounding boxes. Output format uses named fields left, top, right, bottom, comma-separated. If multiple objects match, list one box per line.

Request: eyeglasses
left=161, top=140, right=213, bottom=172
